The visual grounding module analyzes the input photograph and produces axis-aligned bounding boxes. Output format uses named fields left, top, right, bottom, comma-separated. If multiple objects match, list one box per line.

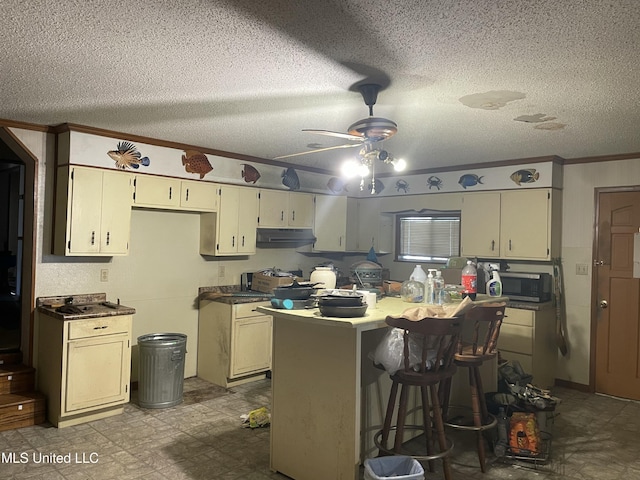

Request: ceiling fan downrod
left=358, top=84, right=380, bottom=116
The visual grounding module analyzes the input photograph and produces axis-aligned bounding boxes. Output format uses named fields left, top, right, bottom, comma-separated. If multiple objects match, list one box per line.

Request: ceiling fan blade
left=274, top=143, right=361, bottom=159
left=302, top=129, right=364, bottom=141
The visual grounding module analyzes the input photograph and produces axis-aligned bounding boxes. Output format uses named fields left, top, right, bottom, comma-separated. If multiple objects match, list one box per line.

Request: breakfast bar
left=257, top=296, right=504, bottom=480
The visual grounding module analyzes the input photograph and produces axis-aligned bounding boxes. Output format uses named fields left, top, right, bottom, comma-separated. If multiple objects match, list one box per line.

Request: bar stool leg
left=420, top=385, right=436, bottom=473
left=469, top=366, right=487, bottom=473
left=429, top=383, right=453, bottom=480
left=381, top=380, right=399, bottom=451
left=394, top=384, right=410, bottom=453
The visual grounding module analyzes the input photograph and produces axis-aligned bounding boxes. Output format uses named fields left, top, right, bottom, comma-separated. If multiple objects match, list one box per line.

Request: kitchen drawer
left=504, top=308, right=534, bottom=327
left=67, top=315, right=131, bottom=340
left=499, top=323, right=533, bottom=354
left=234, top=302, right=270, bottom=319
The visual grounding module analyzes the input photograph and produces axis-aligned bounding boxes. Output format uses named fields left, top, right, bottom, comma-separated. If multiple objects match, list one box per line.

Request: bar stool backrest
left=385, top=316, right=463, bottom=377
left=457, top=302, right=506, bottom=360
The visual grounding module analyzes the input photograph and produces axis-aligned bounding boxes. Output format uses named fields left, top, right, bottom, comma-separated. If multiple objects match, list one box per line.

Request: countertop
left=198, top=285, right=272, bottom=304
left=36, top=293, right=136, bottom=320
left=257, top=294, right=510, bottom=332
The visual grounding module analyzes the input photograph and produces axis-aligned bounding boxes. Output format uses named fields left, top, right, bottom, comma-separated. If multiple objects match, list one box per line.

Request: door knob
left=600, top=300, right=608, bottom=309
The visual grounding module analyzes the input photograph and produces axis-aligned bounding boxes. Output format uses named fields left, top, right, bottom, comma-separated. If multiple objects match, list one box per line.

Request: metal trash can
left=137, top=333, right=187, bottom=409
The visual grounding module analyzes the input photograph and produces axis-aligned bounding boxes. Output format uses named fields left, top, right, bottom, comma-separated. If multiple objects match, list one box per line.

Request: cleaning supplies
left=486, top=270, right=502, bottom=297
left=434, top=270, right=445, bottom=304
left=425, top=269, right=437, bottom=304
left=461, top=260, right=478, bottom=300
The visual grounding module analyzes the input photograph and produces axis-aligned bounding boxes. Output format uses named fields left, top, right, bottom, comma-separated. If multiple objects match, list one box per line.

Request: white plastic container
left=410, top=265, right=427, bottom=283
left=486, top=270, right=502, bottom=297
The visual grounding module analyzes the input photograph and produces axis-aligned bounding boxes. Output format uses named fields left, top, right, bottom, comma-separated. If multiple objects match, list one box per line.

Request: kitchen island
left=257, top=296, right=505, bottom=480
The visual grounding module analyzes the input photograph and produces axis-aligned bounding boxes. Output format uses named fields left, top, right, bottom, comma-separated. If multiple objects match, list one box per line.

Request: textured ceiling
left=2, top=0, right=640, bottom=175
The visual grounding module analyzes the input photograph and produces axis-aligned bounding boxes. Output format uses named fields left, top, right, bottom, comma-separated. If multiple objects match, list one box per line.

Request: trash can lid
left=137, top=333, right=187, bottom=346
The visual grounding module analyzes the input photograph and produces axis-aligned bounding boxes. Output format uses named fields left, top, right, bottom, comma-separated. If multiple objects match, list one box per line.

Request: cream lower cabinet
left=200, top=185, right=258, bottom=255
left=37, top=314, right=132, bottom=428
left=53, top=166, right=133, bottom=256
left=499, top=306, right=557, bottom=389
left=313, top=194, right=347, bottom=251
left=461, top=188, right=560, bottom=261
left=197, top=301, right=272, bottom=387
left=258, top=190, right=314, bottom=228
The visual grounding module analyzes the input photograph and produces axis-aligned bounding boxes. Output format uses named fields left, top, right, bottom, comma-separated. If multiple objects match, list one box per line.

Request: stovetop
left=37, top=293, right=136, bottom=320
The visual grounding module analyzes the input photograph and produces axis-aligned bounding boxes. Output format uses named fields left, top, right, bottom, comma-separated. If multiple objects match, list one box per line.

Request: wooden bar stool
left=440, top=302, right=506, bottom=473
left=373, top=315, right=463, bottom=480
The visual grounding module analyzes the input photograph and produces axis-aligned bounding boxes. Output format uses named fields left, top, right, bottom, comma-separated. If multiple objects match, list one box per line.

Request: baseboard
left=554, top=378, right=590, bottom=392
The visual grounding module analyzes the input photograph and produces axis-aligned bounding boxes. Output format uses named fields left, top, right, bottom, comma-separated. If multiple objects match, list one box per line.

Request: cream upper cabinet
left=460, top=192, right=501, bottom=258
left=133, top=175, right=217, bottom=211
left=287, top=192, right=314, bottom=228
left=345, top=197, right=393, bottom=253
left=133, top=175, right=181, bottom=208
left=53, top=166, right=133, bottom=256
left=313, top=194, right=347, bottom=251
left=200, top=185, right=258, bottom=256
left=500, top=189, right=557, bottom=260
left=461, top=188, right=560, bottom=260
left=179, top=180, right=218, bottom=211
left=258, top=190, right=314, bottom=228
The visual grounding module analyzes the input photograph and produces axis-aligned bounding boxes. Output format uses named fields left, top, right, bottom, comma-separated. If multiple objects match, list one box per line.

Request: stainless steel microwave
left=500, top=272, right=552, bottom=303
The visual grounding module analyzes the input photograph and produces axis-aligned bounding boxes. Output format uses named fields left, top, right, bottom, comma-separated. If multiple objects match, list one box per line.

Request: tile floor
left=0, top=378, right=638, bottom=479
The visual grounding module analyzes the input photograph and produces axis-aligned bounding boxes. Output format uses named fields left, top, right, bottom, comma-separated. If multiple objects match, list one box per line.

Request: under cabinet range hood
left=256, top=228, right=316, bottom=247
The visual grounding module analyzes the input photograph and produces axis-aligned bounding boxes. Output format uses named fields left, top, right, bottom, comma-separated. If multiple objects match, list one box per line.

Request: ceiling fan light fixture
left=392, top=158, right=407, bottom=172
left=340, top=159, right=363, bottom=178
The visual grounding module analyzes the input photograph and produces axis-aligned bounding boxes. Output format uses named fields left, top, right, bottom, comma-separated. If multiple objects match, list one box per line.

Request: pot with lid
left=350, top=261, right=383, bottom=288
left=272, top=280, right=321, bottom=300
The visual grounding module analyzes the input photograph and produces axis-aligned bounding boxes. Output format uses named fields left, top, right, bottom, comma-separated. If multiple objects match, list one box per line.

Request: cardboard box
left=252, top=272, right=297, bottom=293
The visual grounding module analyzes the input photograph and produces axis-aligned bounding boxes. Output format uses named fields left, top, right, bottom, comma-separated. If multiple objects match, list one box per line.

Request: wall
left=11, top=128, right=336, bottom=379
left=559, top=158, right=640, bottom=385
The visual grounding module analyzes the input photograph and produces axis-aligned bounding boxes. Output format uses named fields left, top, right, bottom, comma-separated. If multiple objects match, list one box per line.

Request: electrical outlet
left=576, top=264, right=589, bottom=275
left=100, top=269, right=109, bottom=282
left=218, top=265, right=226, bottom=277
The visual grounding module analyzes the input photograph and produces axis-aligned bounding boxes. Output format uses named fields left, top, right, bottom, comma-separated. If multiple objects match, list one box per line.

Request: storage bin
left=137, top=333, right=187, bottom=408
left=364, top=456, right=424, bottom=480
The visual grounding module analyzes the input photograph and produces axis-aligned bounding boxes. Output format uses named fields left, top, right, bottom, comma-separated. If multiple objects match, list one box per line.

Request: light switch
left=576, top=264, right=588, bottom=275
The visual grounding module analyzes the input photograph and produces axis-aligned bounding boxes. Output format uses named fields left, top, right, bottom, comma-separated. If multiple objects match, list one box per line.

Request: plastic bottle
left=434, top=270, right=445, bottom=304
left=486, top=270, right=502, bottom=297
left=461, top=260, right=477, bottom=300
left=494, top=407, right=509, bottom=457
left=425, top=269, right=436, bottom=304
left=410, top=265, right=427, bottom=284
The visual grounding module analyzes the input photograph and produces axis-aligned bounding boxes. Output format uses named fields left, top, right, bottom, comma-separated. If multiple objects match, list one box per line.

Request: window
left=396, top=212, right=460, bottom=262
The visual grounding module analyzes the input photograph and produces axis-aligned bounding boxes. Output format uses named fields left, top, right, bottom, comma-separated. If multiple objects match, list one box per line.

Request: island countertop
left=257, top=294, right=509, bottom=330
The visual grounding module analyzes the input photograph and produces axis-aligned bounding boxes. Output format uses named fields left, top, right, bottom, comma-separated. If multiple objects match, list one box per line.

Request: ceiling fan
left=274, top=83, right=398, bottom=160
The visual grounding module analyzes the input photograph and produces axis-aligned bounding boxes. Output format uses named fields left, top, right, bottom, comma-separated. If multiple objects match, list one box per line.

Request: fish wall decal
left=241, top=164, right=261, bottom=184
left=327, top=177, right=347, bottom=194
left=282, top=167, right=300, bottom=190
left=458, top=174, right=484, bottom=189
left=107, top=141, right=150, bottom=170
left=182, top=150, right=213, bottom=179
left=510, top=168, right=540, bottom=185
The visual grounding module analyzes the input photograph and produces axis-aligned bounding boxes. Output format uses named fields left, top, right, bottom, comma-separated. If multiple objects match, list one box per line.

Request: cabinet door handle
left=241, top=235, right=245, bottom=247
left=232, top=236, right=235, bottom=247
left=91, top=231, right=95, bottom=245
left=292, top=210, right=296, bottom=221
left=185, top=188, right=189, bottom=202
left=93, top=325, right=108, bottom=330
left=169, top=186, right=173, bottom=199
left=106, top=231, right=110, bottom=246
left=491, top=239, right=495, bottom=251
left=509, top=239, right=512, bottom=251
left=281, top=211, right=284, bottom=221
